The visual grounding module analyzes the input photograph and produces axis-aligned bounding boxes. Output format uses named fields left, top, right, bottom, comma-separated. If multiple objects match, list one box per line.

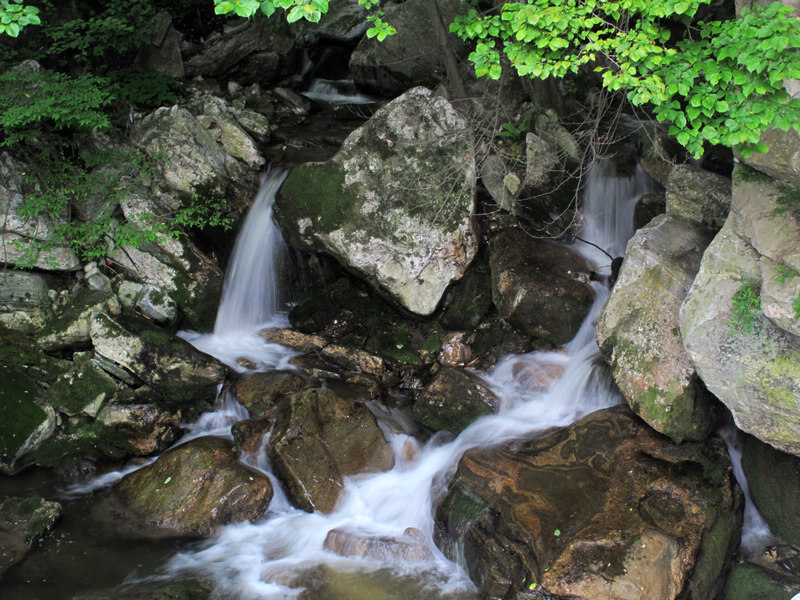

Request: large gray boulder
left=680, top=173, right=800, bottom=456
left=108, top=189, right=224, bottom=329
left=0, top=271, right=52, bottom=334
left=666, top=164, right=731, bottom=230
left=596, top=214, right=716, bottom=442
left=275, top=87, right=478, bottom=316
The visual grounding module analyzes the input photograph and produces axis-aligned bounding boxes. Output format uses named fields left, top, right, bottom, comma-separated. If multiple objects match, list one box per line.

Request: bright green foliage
left=727, top=281, right=762, bottom=335
left=451, top=0, right=800, bottom=158
left=0, top=69, right=115, bottom=146
left=0, top=0, right=40, bottom=37
left=214, top=0, right=330, bottom=23
left=366, top=12, right=396, bottom=41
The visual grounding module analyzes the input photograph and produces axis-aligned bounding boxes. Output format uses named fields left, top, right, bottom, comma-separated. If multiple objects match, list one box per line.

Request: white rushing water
left=179, top=169, right=298, bottom=373
left=147, top=160, right=653, bottom=599
left=302, top=78, right=378, bottom=105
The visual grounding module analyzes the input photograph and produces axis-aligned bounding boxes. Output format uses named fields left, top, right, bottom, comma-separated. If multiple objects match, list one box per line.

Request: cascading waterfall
left=151, top=160, right=655, bottom=599
left=179, top=169, right=297, bottom=372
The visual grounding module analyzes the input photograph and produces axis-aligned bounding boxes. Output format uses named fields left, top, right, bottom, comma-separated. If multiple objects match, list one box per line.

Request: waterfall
left=158, top=161, right=655, bottom=599
left=179, top=169, right=297, bottom=373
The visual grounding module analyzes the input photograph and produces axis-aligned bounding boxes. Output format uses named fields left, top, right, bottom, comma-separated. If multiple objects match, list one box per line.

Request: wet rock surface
left=412, top=366, right=498, bottom=434
left=435, top=405, right=743, bottom=600
left=268, top=387, right=394, bottom=513
left=489, top=228, right=594, bottom=345
left=0, top=496, right=62, bottom=577
left=323, top=527, right=434, bottom=563
left=104, top=436, right=272, bottom=539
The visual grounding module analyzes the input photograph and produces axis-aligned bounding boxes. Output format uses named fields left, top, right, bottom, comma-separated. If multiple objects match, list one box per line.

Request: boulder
left=268, top=388, right=394, bottom=513
left=0, top=497, right=62, bottom=576
left=0, top=271, right=52, bottom=334
left=0, top=153, right=81, bottom=271
left=94, top=401, right=183, bottom=456
left=666, top=164, right=731, bottom=230
left=412, top=366, right=498, bottom=434
left=184, top=14, right=297, bottom=85
left=435, top=405, right=743, bottom=600
left=723, top=562, right=800, bottom=600
left=37, top=288, right=113, bottom=351
left=45, top=359, right=117, bottom=417
left=231, top=370, right=309, bottom=417
left=349, top=0, right=470, bottom=96
left=105, top=436, right=272, bottom=538
left=136, top=11, right=183, bottom=78
left=89, top=313, right=225, bottom=406
left=596, top=214, right=716, bottom=442
left=130, top=99, right=262, bottom=210
left=275, top=87, right=477, bottom=316
left=741, top=434, right=800, bottom=547
left=489, top=228, right=594, bottom=345
left=0, top=367, right=56, bottom=474
left=680, top=173, right=800, bottom=456
left=737, top=127, right=800, bottom=187
left=323, top=527, right=434, bottom=563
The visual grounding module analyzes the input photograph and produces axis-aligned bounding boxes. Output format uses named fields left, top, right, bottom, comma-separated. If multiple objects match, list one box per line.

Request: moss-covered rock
left=412, top=366, right=498, bottom=434
left=723, top=563, right=800, bottom=600
left=0, top=496, right=62, bottom=576
left=742, top=434, right=800, bottom=547
left=0, top=366, right=56, bottom=474
left=103, top=436, right=273, bottom=539
left=596, top=214, right=716, bottom=442
left=89, top=313, right=225, bottom=408
left=45, top=360, right=118, bottom=417
left=274, top=87, right=477, bottom=316
left=680, top=174, right=800, bottom=456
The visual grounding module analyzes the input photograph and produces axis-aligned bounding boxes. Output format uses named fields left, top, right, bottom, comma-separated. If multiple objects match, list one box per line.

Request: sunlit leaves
left=0, top=0, right=40, bottom=37
left=452, top=0, right=800, bottom=158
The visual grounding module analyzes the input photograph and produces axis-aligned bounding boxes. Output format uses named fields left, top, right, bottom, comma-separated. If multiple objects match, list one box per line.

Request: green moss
left=139, top=328, right=188, bottom=351
left=0, top=366, right=46, bottom=460
left=46, top=361, right=116, bottom=416
left=31, top=421, right=137, bottom=472
left=723, top=564, right=790, bottom=600
left=278, top=162, right=357, bottom=235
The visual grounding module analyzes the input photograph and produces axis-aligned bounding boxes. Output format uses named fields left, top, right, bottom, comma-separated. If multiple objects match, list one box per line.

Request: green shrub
left=727, top=281, right=762, bottom=336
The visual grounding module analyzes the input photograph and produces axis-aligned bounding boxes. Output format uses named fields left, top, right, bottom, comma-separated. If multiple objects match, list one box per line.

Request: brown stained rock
left=107, top=436, right=272, bottom=539
left=231, top=370, right=309, bottom=416
left=412, top=366, right=498, bottom=434
left=438, top=332, right=473, bottom=367
left=268, top=388, right=394, bottom=514
left=261, top=328, right=385, bottom=376
left=435, top=405, right=743, bottom=600
left=323, top=527, right=434, bottom=563
left=488, top=228, right=594, bottom=346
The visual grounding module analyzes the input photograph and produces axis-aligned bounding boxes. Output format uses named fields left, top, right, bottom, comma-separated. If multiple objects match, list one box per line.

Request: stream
left=0, top=121, right=780, bottom=600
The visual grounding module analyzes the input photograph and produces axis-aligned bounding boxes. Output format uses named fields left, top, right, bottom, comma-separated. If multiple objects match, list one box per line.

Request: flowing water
left=179, top=169, right=298, bottom=374
left=135, top=160, right=653, bottom=599
left=2, top=159, right=775, bottom=599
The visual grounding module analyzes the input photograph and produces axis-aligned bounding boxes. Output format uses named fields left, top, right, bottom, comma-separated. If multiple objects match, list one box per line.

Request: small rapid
left=151, top=160, right=652, bottom=598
